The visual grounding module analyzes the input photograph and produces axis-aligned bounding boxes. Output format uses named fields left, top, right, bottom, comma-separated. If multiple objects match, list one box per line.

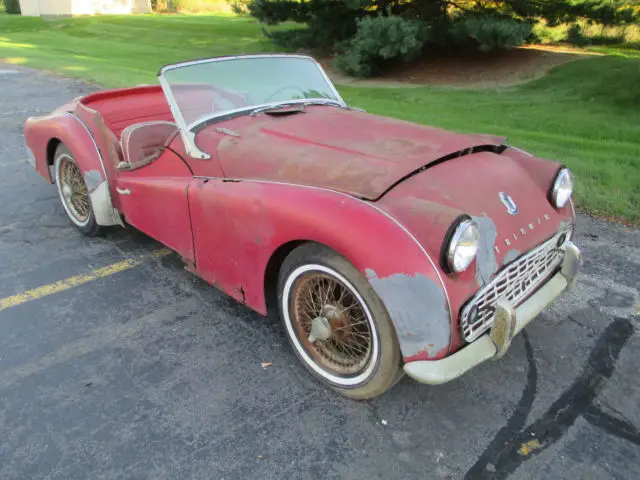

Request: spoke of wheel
left=299, top=308, right=315, bottom=325
left=322, top=278, right=332, bottom=306
left=332, top=320, right=368, bottom=332
left=339, top=301, right=358, bottom=313
left=308, top=280, right=318, bottom=308
left=304, top=297, right=317, bottom=316
left=337, top=283, right=349, bottom=306
left=333, top=335, right=368, bottom=356
left=345, top=328, right=371, bottom=340
left=62, top=163, right=70, bottom=186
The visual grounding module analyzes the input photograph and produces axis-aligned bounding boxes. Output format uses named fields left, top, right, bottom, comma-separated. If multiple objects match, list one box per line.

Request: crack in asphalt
left=465, top=317, right=636, bottom=479
left=583, top=404, right=640, bottom=446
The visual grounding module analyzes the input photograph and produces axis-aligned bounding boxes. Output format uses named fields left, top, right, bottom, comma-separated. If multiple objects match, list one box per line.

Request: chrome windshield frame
left=157, top=54, right=347, bottom=160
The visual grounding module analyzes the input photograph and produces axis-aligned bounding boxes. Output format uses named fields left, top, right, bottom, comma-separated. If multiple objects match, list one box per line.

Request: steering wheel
left=264, top=85, right=307, bottom=103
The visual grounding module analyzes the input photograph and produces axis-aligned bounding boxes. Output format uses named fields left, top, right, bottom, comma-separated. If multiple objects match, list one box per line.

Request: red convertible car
left=24, top=54, right=581, bottom=399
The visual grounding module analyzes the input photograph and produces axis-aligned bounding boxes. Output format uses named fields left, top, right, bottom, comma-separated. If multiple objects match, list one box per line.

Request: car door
left=114, top=123, right=195, bottom=262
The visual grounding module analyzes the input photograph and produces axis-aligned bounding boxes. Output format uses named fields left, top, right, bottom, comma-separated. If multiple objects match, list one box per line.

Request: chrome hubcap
left=308, top=316, right=332, bottom=343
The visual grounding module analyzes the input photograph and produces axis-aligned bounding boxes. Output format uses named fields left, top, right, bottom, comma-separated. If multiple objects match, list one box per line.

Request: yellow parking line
left=0, top=248, right=172, bottom=312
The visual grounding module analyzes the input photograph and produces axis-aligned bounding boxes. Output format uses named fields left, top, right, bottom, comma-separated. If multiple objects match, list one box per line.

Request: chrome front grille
left=460, top=230, right=568, bottom=342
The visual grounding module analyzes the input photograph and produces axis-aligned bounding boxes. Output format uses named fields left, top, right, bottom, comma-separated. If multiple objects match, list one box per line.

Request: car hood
left=378, top=149, right=569, bottom=261
left=207, top=106, right=505, bottom=199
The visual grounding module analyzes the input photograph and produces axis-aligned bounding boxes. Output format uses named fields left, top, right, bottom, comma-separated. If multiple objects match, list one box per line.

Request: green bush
left=334, top=15, right=427, bottom=78
left=248, top=0, right=638, bottom=76
left=450, top=14, right=532, bottom=52
left=3, top=0, right=21, bottom=14
left=566, top=24, right=589, bottom=46
left=250, top=0, right=360, bottom=49
left=264, top=28, right=317, bottom=50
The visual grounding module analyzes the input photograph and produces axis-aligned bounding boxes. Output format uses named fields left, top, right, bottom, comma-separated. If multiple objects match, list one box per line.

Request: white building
left=19, top=0, right=152, bottom=16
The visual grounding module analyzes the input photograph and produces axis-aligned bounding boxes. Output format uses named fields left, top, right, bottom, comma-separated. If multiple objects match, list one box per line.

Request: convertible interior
left=78, top=85, right=178, bottom=169
left=77, top=83, right=251, bottom=169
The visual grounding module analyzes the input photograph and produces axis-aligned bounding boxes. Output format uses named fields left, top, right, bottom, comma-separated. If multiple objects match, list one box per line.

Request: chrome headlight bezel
left=550, top=168, right=573, bottom=209
left=441, top=216, right=480, bottom=274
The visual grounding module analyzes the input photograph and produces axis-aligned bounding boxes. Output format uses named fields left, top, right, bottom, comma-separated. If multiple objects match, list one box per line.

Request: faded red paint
left=377, top=148, right=572, bottom=360
left=187, top=177, right=442, bottom=312
left=23, top=82, right=574, bottom=366
left=24, top=112, right=106, bottom=183
left=201, top=107, right=505, bottom=199
left=115, top=151, right=195, bottom=262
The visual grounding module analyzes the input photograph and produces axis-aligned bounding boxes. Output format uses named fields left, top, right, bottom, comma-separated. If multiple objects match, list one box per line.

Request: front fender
left=23, top=112, right=120, bottom=226
left=188, top=178, right=452, bottom=361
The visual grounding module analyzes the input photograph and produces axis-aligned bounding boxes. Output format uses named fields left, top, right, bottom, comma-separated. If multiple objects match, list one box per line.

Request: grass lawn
left=1, top=13, right=639, bottom=223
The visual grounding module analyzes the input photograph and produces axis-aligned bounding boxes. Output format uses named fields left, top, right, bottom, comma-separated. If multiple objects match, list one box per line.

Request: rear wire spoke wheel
left=54, top=144, right=103, bottom=236
left=278, top=244, right=402, bottom=399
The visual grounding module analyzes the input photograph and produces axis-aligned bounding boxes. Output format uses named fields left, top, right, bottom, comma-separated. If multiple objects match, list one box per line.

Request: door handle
left=116, top=187, right=131, bottom=195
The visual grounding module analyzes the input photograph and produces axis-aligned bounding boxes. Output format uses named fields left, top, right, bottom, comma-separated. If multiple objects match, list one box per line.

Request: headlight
left=550, top=168, right=573, bottom=208
left=444, top=218, right=480, bottom=273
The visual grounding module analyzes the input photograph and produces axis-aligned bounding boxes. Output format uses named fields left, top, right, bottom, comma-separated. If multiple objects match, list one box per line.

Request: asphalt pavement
left=1, top=65, right=639, bottom=480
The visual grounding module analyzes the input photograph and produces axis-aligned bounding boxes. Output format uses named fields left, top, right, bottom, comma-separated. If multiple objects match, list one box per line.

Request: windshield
left=159, top=55, right=344, bottom=130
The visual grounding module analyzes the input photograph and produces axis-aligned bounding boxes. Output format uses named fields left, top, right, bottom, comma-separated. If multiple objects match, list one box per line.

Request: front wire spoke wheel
left=282, top=262, right=382, bottom=389
left=279, top=245, right=403, bottom=399
left=291, top=272, right=374, bottom=377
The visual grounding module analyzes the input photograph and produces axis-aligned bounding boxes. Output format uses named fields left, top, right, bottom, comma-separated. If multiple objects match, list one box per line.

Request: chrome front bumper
left=404, top=241, right=581, bottom=385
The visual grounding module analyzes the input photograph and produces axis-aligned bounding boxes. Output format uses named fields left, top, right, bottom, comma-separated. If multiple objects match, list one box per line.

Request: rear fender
left=23, top=112, right=121, bottom=227
left=188, top=178, right=453, bottom=361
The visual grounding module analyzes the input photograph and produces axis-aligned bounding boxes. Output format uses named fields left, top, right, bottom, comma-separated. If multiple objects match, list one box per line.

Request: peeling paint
left=503, top=249, right=522, bottom=265
left=83, top=169, right=104, bottom=192
left=473, top=214, right=499, bottom=287
left=89, top=181, right=120, bottom=226
left=366, top=269, right=450, bottom=358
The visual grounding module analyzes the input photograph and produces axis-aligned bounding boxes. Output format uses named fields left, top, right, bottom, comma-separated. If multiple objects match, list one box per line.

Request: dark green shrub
left=250, top=0, right=360, bottom=49
left=450, top=14, right=532, bottom=52
left=566, top=24, right=589, bottom=46
left=3, top=0, right=21, bottom=14
left=334, top=15, right=427, bottom=78
left=264, top=27, right=317, bottom=50
left=588, top=33, right=626, bottom=45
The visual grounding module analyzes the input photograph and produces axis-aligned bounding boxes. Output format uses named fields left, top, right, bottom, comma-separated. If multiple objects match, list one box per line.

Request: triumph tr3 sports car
left=24, top=54, right=581, bottom=399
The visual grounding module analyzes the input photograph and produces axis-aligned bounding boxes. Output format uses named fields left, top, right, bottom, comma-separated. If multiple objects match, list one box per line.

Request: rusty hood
left=205, top=106, right=506, bottom=199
